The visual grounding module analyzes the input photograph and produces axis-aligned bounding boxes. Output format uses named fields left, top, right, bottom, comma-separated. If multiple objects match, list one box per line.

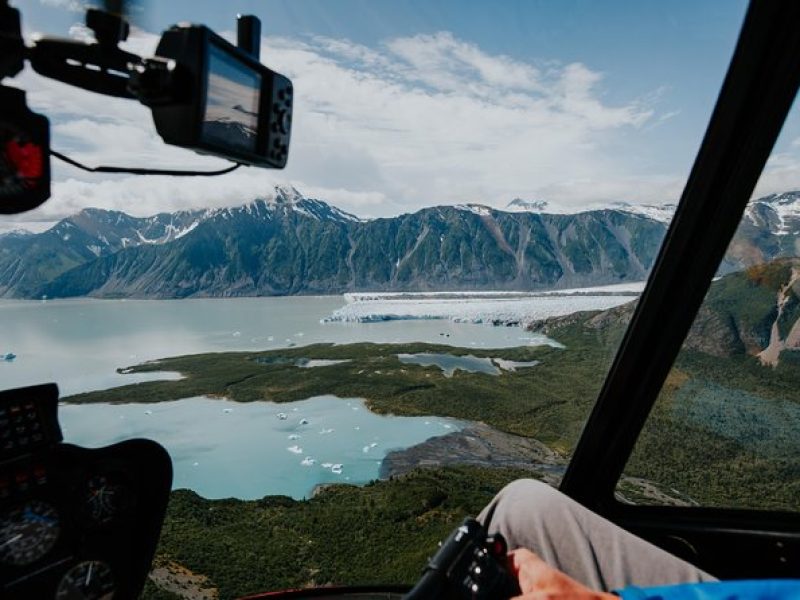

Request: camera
left=135, top=21, right=292, bottom=169
left=403, top=518, right=520, bottom=600
left=0, top=2, right=293, bottom=214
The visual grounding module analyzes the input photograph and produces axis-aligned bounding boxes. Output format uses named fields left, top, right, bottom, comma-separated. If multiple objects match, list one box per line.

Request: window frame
left=558, top=0, right=800, bottom=575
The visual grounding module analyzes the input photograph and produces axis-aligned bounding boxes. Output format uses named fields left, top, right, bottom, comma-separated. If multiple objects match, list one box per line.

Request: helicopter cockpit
left=1, top=1, right=799, bottom=599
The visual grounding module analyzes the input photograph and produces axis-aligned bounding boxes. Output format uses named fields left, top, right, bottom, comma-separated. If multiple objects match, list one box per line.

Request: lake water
left=0, top=296, right=554, bottom=396
left=398, top=353, right=502, bottom=377
left=0, top=292, right=633, bottom=499
left=59, top=396, right=460, bottom=500
left=397, top=353, right=540, bottom=377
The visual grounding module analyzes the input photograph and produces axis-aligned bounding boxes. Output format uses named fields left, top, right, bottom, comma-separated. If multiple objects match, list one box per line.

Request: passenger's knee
left=482, top=479, right=565, bottom=551
left=497, top=478, right=560, bottom=507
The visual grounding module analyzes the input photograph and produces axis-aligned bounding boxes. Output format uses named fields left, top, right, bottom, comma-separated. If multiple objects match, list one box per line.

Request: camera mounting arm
left=27, top=9, right=142, bottom=99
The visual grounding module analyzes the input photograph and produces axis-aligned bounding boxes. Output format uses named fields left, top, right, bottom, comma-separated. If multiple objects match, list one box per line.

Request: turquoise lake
left=59, top=395, right=460, bottom=500
left=0, top=293, right=628, bottom=499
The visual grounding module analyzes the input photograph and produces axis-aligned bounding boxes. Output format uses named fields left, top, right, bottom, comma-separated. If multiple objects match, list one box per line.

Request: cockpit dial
left=83, top=475, right=126, bottom=526
left=55, top=560, right=115, bottom=600
left=0, top=499, right=60, bottom=566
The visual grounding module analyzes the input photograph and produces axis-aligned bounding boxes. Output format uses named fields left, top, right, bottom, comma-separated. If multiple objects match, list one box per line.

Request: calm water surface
left=0, top=295, right=589, bottom=499
left=0, top=296, right=548, bottom=395
left=60, top=396, right=461, bottom=499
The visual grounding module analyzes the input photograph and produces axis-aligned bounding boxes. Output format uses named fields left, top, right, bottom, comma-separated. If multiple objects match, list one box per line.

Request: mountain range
left=0, top=187, right=797, bottom=299
left=530, top=257, right=800, bottom=366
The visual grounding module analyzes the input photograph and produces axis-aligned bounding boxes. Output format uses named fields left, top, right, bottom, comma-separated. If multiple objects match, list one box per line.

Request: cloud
left=38, top=0, right=85, bottom=12
left=754, top=150, right=800, bottom=198
left=11, top=26, right=677, bottom=223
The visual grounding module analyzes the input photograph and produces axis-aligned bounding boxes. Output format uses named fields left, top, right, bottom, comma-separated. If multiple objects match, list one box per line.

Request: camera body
left=404, top=518, right=520, bottom=600
left=143, top=24, right=292, bottom=169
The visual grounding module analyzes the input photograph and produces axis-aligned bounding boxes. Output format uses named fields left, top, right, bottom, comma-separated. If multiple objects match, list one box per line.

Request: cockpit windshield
left=8, top=1, right=799, bottom=598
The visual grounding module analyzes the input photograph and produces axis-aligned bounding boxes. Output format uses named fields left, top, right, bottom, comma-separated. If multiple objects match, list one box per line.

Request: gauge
left=84, top=475, right=125, bottom=526
left=56, top=560, right=115, bottom=600
left=0, top=499, right=60, bottom=566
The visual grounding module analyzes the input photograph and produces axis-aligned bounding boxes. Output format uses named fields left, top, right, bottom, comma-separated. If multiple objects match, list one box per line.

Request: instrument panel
left=0, top=384, right=172, bottom=600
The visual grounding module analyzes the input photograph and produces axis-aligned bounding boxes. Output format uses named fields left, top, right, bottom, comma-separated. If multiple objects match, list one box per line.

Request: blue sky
left=9, top=0, right=799, bottom=224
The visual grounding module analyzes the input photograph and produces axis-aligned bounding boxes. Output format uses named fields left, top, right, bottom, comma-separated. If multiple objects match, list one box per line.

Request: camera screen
left=201, top=43, right=261, bottom=153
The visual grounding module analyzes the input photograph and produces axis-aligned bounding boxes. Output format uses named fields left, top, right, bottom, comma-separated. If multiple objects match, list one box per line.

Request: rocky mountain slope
left=0, top=187, right=666, bottom=298
left=529, top=257, right=800, bottom=365
left=1, top=188, right=797, bottom=299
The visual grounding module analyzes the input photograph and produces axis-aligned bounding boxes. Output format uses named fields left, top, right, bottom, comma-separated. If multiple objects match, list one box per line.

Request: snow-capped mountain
left=608, top=202, right=677, bottom=224
left=744, top=191, right=800, bottom=235
left=0, top=188, right=796, bottom=299
left=0, top=187, right=667, bottom=298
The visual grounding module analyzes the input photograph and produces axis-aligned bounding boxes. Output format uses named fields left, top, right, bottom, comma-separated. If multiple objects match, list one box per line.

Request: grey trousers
left=478, top=479, right=717, bottom=592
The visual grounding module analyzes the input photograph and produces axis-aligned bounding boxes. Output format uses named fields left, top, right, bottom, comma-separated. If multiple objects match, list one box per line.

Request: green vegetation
left=143, top=467, right=534, bottom=600
left=622, top=260, right=800, bottom=511
left=92, top=260, right=798, bottom=598
left=65, top=339, right=622, bottom=451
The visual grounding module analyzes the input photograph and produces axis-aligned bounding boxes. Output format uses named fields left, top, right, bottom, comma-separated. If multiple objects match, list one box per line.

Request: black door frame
left=559, top=0, right=800, bottom=576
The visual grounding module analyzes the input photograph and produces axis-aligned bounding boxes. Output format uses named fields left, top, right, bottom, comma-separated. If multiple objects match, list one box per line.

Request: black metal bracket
left=27, top=8, right=141, bottom=99
left=237, top=14, right=261, bottom=59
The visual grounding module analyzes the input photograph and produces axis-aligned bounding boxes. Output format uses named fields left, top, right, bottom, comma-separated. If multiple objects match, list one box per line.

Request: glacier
left=323, top=283, right=643, bottom=327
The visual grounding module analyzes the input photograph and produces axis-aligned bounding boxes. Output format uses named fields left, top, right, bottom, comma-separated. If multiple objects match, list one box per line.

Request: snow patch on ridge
left=455, top=204, right=492, bottom=216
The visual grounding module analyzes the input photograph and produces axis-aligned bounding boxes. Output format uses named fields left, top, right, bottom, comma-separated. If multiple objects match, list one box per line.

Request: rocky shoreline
left=379, top=422, right=696, bottom=507
left=380, top=422, right=568, bottom=487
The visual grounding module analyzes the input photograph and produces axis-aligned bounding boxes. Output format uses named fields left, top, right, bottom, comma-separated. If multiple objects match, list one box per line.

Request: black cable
left=50, top=149, right=243, bottom=176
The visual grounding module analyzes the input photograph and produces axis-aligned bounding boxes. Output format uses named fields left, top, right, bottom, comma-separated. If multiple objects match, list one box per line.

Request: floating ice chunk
left=362, top=445, right=371, bottom=453
left=288, top=434, right=301, bottom=440
left=319, top=428, right=334, bottom=435
left=287, top=445, right=303, bottom=454
left=232, top=331, right=241, bottom=337
left=277, top=413, right=288, bottom=420
left=301, top=457, right=316, bottom=466
left=370, top=442, right=378, bottom=448
left=331, top=464, right=343, bottom=474
left=299, top=418, right=309, bottom=425
left=321, top=463, right=334, bottom=469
